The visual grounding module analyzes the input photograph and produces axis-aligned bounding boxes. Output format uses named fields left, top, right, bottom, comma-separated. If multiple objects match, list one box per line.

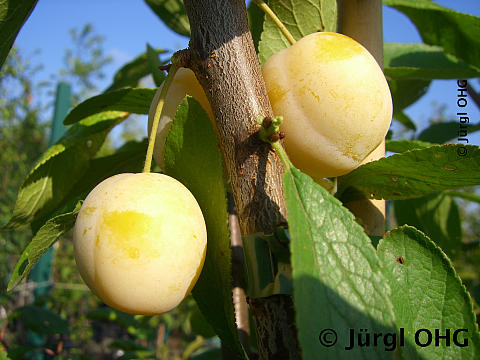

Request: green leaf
left=164, top=97, right=244, bottom=357
left=106, top=49, right=167, bottom=92
left=384, top=0, right=480, bottom=71
left=284, top=167, right=395, bottom=359
left=144, top=0, right=190, bottom=37
left=5, top=346, right=36, bottom=360
left=386, top=139, right=433, bottom=153
left=247, top=0, right=265, bottom=54
left=258, top=0, right=338, bottom=64
left=0, top=350, right=11, bottom=360
left=2, top=111, right=126, bottom=229
left=394, top=193, right=462, bottom=258
left=378, top=226, right=480, bottom=359
left=446, top=190, right=480, bottom=204
left=26, top=139, right=146, bottom=235
left=388, top=78, right=430, bottom=115
left=418, top=122, right=480, bottom=144
left=63, top=88, right=155, bottom=125
left=389, top=78, right=430, bottom=130
left=11, top=305, right=69, bottom=335
left=384, top=43, right=480, bottom=80
left=146, top=44, right=166, bottom=87
left=190, top=305, right=216, bottom=339
left=0, top=0, right=38, bottom=70
left=58, top=139, right=148, bottom=212
left=7, top=204, right=80, bottom=291
left=338, top=144, right=480, bottom=201
left=393, top=110, right=417, bottom=131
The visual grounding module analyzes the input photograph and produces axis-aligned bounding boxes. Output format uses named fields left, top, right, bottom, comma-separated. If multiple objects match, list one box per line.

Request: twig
left=252, top=0, right=296, bottom=45
left=467, top=82, right=480, bottom=109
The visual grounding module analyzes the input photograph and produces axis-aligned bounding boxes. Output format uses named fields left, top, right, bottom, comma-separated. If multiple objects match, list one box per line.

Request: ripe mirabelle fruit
left=73, top=173, right=207, bottom=315
left=148, top=67, right=213, bottom=170
left=262, top=32, right=392, bottom=180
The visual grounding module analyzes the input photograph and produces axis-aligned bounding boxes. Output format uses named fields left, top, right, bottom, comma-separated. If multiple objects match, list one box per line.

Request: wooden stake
left=339, top=0, right=386, bottom=236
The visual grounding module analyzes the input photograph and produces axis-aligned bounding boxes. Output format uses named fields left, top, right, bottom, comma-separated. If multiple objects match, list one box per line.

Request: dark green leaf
left=164, top=97, right=244, bottom=357
left=393, top=110, right=417, bottom=131
left=2, top=111, right=127, bottom=229
left=284, top=167, right=395, bottom=359
left=247, top=0, right=265, bottom=54
left=27, top=139, right=146, bottom=235
left=446, top=190, right=480, bottom=204
left=386, top=139, right=433, bottom=153
left=378, top=226, right=480, bottom=359
left=106, top=49, right=167, bottom=92
left=384, top=0, right=480, bottom=71
left=418, top=122, right=480, bottom=144
left=242, top=230, right=292, bottom=298
left=388, top=78, right=430, bottom=115
left=258, top=0, right=338, bottom=64
left=144, top=0, right=190, bottom=37
left=338, top=144, right=480, bottom=201
left=63, top=88, right=154, bottom=125
left=146, top=44, right=166, bottom=87
left=57, top=139, right=148, bottom=212
left=11, top=305, right=69, bottom=335
left=190, top=305, right=216, bottom=339
left=394, top=193, right=462, bottom=258
left=384, top=43, right=480, bottom=80
left=7, top=204, right=80, bottom=291
left=6, top=346, right=36, bottom=360
left=0, top=0, right=38, bottom=70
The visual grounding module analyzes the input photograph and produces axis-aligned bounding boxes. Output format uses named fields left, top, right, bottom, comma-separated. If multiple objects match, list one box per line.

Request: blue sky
left=13, top=0, right=480, bottom=145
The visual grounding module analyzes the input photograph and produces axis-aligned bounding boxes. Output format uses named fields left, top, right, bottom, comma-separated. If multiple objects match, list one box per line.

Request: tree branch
left=183, top=1, right=297, bottom=358
left=183, top=0, right=286, bottom=235
left=467, top=82, right=480, bottom=109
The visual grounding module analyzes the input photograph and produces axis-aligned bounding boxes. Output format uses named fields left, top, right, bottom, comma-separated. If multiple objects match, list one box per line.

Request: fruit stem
left=271, top=141, right=293, bottom=171
left=257, top=116, right=294, bottom=171
left=143, top=57, right=181, bottom=173
left=252, top=0, right=296, bottom=46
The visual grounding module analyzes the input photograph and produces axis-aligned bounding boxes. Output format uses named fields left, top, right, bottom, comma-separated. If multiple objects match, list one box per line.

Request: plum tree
left=262, top=32, right=392, bottom=180
left=73, top=172, right=207, bottom=315
left=148, top=67, right=213, bottom=170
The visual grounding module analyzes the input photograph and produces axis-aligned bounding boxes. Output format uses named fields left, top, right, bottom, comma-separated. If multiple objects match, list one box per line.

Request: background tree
left=0, top=46, right=48, bottom=304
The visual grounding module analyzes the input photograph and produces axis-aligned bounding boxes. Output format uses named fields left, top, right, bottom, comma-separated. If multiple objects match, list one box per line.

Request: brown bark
left=183, top=0, right=286, bottom=235
left=247, top=296, right=300, bottom=360
left=182, top=1, right=296, bottom=359
left=467, top=82, right=480, bottom=109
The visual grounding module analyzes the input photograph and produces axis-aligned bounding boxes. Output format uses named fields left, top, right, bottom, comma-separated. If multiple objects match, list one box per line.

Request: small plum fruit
left=262, top=32, right=392, bottom=179
left=73, top=173, right=207, bottom=315
left=148, top=67, right=213, bottom=170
